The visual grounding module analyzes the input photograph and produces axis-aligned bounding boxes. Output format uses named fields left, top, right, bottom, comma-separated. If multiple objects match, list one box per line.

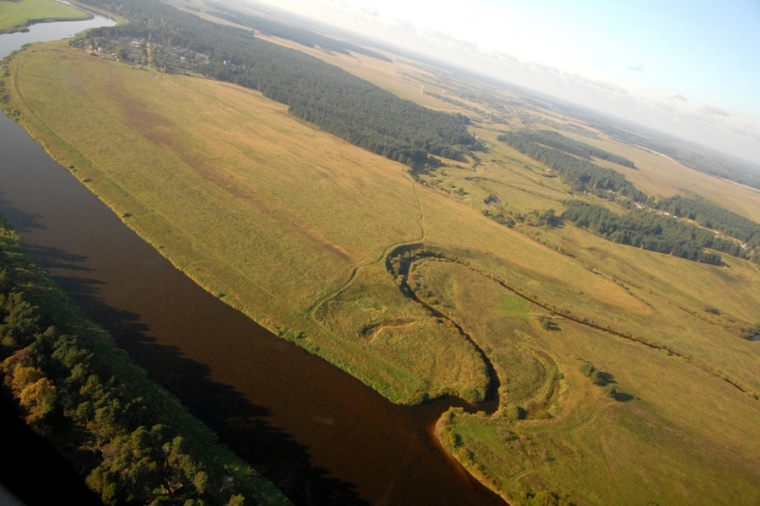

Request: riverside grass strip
left=0, top=0, right=91, bottom=34
left=4, top=32, right=760, bottom=505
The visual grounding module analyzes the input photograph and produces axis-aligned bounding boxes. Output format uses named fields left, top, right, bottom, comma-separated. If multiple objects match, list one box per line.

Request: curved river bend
left=0, top=16, right=504, bottom=506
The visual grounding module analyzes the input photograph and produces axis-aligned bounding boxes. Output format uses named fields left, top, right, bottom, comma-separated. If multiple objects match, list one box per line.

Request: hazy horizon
left=245, top=0, right=760, bottom=167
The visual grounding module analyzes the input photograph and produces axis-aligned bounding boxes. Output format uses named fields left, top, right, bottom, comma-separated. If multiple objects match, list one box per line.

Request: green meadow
left=3, top=17, right=760, bottom=505
left=0, top=0, right=90, bottom=33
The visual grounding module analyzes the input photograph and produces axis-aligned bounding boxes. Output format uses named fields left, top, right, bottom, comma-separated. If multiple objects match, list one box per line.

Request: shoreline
left=0, top=0, right=95, bottom=35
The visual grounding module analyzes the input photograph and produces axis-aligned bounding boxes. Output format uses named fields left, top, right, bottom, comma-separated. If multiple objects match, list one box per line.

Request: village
left=72, top=35, right=211, bottom=73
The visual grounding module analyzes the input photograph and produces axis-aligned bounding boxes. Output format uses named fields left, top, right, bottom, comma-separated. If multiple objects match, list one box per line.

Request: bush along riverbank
left=0, top=217, right=291, bottom=505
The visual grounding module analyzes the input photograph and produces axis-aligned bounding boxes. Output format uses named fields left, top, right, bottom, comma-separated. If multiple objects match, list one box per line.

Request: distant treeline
left=208, top=4, right=392, bottom=62
left=554, top=106, right=760, bottom=191
left=0, top=221, right=288, bottom=505
left=655, top=195, right=760, bottom=249
left=493, top=129, right=760, bottom=265
left=513, top=129, right=636, bottom=168
left=561, top=201, right=752, bottom=264
left=499, top=131, right=648, bottom=202
left=78, top=0, right=476, bottom=168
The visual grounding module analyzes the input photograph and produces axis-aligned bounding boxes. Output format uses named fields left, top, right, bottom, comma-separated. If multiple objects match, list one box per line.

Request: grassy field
left=0, top=0, right=91, bottom=33
left=4, top=27, right=760, bottom=505
left=561, top=130, right=760, bottom=221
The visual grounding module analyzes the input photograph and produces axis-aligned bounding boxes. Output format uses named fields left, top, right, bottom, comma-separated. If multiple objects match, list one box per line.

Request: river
left=0, top=13, right=505, bottom=506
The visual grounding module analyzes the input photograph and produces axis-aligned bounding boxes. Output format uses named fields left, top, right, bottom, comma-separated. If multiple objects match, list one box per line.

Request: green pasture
left=438, top=315, right=760, bottom=505
left=4, top=35, right=760, bottom=505
left=0, top=0, right=90, bottom=33
left=542, top=128, right=760, bottom=223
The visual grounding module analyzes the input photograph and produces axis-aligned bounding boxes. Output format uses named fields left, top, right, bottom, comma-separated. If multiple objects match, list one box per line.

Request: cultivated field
left=4, top=20, right=760, bottom=505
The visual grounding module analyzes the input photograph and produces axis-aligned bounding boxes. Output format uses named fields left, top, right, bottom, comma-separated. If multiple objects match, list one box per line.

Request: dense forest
left=655, top=195, right=760, bottom=249
left=499, top=131, right=648, bottom=203
left=560, top=201, right=751, bottom=265
left=509, top=129, right=636, bottom=168
left=77, top=0, right=477, bottom=168
left=494, top=129, right=760, bottom=265
left=546, top=103, right=760, bottom=191
left=0, top=220, right=289, bottom=505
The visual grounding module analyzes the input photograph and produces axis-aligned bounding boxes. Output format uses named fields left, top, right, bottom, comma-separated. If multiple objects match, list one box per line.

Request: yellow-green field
left=4, top=30, right=760, bottom=506
left=0, top=0, right=90, bottom=33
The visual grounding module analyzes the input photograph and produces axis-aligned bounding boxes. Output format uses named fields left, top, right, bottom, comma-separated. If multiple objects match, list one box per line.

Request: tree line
left=496, top=128, right=760, bottom=264
left=498, top=131, right=648, bottom=202
left=509, top=129, right=636, bottom=168
left=0, top=221, right=289, bottom=505
left=77, top=0, right=477, bottom=169
left=655, top=195, right=760, bottom=249
left=560, top=201, right=752, bottom=265
left=536, top=99, right=760, bottom=191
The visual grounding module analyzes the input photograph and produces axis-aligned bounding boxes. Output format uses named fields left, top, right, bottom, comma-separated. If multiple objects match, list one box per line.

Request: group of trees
left=499, top=131, right=648, bottom=203
left=539, top=99, right=760, bottom=190
left=579, top=362, right=632, bottom=402
left=77, top=0, right=477, bottom=169
left=497, top=128, right=760, bottom=265
left=0, top=222, right=285, bottom=505
left=655, top=195, right=760, bottom=250
left=510, top=130, right=636, bottom=168
left=560, top=201, right=751, bottom=265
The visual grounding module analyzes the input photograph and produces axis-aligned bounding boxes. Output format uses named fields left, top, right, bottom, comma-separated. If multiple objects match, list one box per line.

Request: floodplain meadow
left=5, top=30, right=760, bottom=504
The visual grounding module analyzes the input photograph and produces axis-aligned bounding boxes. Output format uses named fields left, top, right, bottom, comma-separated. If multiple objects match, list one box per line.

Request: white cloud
left=700, top=105, right=730, bottom=117
left=247, top=0, right=760, bottom=163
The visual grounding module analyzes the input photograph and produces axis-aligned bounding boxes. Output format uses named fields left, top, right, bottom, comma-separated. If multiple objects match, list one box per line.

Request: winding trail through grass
left=391, top=247, right=759, bottom=403
left=307, top=169, right=757, bottom=417
left=463, top=259, right=758, bottom=399
left=306, top=178, right=505, bottom=411
left=383, top=248, right=502, bottom=410
left=307, top=175, right=427, bottom=317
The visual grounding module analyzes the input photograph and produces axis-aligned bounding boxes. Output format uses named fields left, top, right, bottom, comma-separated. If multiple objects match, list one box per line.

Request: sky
left=248, top=0, right=760, bottom=165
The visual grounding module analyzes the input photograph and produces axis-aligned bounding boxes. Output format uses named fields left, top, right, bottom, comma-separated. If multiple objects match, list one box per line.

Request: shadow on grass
left=606, top=385, right=635, bottom=403
left=595, top=373, right=636, bottom=403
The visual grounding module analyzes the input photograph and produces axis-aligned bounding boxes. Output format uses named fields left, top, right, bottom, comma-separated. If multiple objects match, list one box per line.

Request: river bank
left=0, top=217, right=292, bottom=504
left=0, top=0, right=93, bottom=34
left=0, top=12, right=507, bottom=506
left=14, top=4, right=760, bottom=504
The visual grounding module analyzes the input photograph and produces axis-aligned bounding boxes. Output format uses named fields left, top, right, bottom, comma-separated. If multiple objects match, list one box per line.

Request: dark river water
left=0, top=15, right=505, bottom=506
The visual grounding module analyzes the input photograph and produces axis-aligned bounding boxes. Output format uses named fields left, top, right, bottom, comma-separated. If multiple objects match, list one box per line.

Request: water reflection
left=0, top=14, right=115, bottom=59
